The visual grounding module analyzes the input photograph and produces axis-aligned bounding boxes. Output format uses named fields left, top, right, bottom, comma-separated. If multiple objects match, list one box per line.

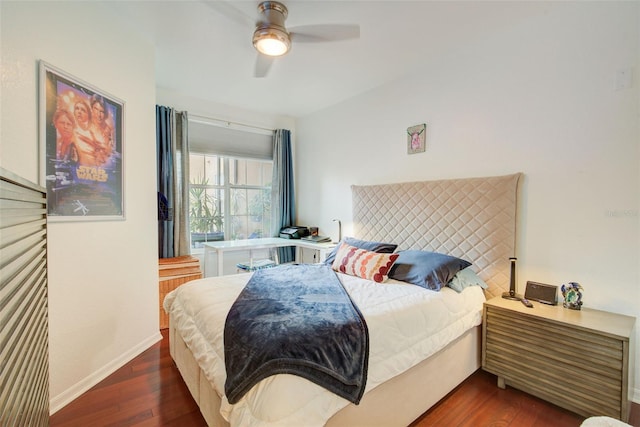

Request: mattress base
left=169, top=316, right=481, bottom=427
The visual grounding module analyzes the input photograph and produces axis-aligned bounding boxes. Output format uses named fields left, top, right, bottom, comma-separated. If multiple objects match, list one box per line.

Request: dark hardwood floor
left=51, top=329, right=640, bottom=427
left=50, top=329, right=206, bottom=427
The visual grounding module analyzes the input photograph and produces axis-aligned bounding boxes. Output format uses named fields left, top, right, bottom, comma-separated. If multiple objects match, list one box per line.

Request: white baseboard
left=634, top=386, right=640, bottom=404
left=49, top=332, right=162, bottom=415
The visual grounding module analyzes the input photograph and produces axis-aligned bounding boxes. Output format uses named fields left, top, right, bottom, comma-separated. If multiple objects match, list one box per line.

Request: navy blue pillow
left=324, top=237, right=398, bottom=266
left=388, top=250, right=472, bottom=291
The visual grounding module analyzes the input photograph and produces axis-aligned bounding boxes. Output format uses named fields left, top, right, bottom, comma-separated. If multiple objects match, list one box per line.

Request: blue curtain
left=157, top=105, right=190, bottom=258
left=271, top=129, right=296, bottom=263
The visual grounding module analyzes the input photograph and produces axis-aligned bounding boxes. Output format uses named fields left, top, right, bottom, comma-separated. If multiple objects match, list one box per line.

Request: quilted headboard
left=351, top=173, right=522, bottom=298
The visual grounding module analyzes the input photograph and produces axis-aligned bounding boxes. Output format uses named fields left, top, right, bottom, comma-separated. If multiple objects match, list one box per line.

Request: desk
left=203, top=238, right=336, bottom=276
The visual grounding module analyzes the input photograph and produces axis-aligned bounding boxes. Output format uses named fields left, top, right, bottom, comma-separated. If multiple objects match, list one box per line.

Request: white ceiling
left=107, top=1, right=548, bottom=118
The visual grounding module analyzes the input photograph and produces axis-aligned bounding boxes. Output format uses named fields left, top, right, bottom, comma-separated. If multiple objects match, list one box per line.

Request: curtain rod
left=188, top=113, right=274, bottom=135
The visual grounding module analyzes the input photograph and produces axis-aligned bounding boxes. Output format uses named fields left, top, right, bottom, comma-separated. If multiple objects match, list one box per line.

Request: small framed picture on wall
left=407, top=123, right=426, bottom=154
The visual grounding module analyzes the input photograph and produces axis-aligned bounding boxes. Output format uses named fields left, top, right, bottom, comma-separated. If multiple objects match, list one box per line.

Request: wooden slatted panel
left=0, top=167, right=48, bottom=426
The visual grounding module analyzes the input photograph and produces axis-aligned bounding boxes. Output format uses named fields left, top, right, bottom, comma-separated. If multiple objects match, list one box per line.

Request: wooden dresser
left=159, top=255, right=202, bottom=329
left=482, top=296, right=635, bottom=422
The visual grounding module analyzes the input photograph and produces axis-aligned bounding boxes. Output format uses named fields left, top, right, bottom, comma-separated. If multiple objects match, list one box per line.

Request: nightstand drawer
left=486, top=309, right=624, bottom=373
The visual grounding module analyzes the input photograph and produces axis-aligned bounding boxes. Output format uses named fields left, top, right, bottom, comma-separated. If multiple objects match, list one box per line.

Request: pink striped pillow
left=331, top=243, right=399, bottom=283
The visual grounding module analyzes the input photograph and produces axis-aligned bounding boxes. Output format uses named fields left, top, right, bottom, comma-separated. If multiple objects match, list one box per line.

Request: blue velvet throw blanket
left=224, top=264, right=369, bottom=405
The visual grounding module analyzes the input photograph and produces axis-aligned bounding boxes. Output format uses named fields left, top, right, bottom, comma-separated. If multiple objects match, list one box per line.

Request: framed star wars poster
left=39, top=61, right=124, bottom=221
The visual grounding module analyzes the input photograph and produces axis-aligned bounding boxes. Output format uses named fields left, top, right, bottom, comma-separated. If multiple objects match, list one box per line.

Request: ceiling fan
left=207, top=1, right=360, bottom=78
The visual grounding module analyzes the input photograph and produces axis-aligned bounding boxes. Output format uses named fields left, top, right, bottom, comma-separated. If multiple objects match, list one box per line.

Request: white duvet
left=164, top=271, right=485, bottom=427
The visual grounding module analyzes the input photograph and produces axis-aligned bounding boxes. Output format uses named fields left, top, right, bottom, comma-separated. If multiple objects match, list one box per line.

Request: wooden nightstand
left=482, top=296, right=636, bottom=422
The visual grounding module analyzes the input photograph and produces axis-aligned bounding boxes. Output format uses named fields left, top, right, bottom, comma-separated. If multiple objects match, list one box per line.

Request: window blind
left=188, top=119, right=273, bottom=160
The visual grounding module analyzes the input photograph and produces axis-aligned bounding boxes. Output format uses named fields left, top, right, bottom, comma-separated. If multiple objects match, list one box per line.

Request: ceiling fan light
left=253, top=27, right=291, bottom=56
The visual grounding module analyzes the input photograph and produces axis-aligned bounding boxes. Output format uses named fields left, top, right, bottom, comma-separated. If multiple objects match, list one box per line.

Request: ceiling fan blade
left=289, top=24, right=360, bottom=43
left=200, top=0, right=254, bottom=29
left=254, top=54, right=275, bottom=78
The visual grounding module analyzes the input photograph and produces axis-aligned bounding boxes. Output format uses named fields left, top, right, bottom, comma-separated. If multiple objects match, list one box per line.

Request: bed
left=164, top=173, right=522, bottom=427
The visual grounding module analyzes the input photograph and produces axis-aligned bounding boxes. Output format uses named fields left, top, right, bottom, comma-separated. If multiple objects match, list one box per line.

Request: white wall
left=1, top=1, right=160, bottom=413
left=295, top=2, right=640, bottom=399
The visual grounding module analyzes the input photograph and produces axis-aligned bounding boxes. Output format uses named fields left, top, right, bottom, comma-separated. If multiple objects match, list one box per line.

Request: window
left=189, top=153, right=273, bottom=248
left=187, top=117, right=274, bottom=249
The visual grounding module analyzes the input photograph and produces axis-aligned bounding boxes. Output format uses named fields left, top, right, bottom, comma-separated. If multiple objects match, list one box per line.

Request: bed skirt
left=169, top=316, right=481, bottom=427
